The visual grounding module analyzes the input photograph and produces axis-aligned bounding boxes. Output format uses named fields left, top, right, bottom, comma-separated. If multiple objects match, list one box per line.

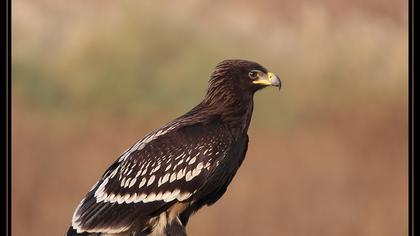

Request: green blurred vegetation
left=12, top=1, right=408, bottom=236
left=13, top=0, right=407, bottom=130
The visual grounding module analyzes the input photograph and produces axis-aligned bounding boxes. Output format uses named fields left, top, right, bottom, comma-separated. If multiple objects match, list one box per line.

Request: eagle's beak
left=252, top=72, right=281, bottom=90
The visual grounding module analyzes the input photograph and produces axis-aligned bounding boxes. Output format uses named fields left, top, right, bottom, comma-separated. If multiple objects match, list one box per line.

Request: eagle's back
left=68, top=113, right=248, bottom=235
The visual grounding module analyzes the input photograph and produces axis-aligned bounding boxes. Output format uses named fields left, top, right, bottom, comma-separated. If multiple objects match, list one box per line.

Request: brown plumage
left=67, top=59, right=281, bottom=236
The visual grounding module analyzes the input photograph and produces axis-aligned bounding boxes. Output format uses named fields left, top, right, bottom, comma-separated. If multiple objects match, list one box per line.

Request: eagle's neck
left=219, top=97, right=253, bottom=137
left=201, top=86, right=255, bottom=137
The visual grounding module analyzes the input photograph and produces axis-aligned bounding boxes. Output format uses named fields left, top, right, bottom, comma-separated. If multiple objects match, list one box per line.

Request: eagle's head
left=197, top=59, right=281, bottom=134
left=204, top=59, right=281, bottom=105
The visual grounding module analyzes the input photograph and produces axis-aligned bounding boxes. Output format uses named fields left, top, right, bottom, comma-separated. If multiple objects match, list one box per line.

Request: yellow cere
left=252, top=72, right=275, bottom=85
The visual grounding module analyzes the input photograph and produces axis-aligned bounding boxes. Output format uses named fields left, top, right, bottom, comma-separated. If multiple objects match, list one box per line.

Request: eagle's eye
left=248, top=70, right=259, bottom=79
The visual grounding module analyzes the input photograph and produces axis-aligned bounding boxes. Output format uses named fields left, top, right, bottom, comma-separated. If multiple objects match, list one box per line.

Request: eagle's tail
left=65, top=226, right=99, bottom=236
left=165, top=218, right=187, bottom=236
left=66, top=223, right=186, bottom=236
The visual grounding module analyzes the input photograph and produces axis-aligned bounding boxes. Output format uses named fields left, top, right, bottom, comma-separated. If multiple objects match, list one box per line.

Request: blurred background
left=12, top=0, right=408, bottom=235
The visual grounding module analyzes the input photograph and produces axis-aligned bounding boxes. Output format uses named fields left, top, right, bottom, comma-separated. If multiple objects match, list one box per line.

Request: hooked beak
left=252, top=72, right=281, bottom=90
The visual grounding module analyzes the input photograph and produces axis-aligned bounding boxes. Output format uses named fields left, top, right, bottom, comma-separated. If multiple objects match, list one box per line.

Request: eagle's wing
left=71, top=120, right=232, bottom=234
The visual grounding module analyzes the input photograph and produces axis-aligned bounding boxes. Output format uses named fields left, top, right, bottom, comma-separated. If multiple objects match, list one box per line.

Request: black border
left=408, top=0, right=413, bottom=235
left=6, top=0, right=11, bottom=234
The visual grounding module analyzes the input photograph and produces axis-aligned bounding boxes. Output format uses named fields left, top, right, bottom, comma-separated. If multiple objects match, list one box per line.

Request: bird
left=66, top=59, right=281, bottom=236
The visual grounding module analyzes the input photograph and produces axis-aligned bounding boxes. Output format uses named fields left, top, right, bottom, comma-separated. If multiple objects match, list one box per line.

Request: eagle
left=67, top=59, right=281, bottom=236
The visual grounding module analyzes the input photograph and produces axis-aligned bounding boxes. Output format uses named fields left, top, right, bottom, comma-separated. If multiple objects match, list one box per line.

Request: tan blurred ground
left=12, top=0, right=408, bottom=235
